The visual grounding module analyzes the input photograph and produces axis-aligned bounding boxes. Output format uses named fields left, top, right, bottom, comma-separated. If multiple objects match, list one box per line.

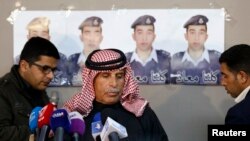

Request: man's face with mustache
left=94, top=69, right=125, bottom=105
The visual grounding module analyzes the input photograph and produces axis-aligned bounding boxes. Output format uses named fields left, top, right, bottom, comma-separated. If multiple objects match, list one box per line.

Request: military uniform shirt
left=49, top=52, right=71, bottom=86
left=171, top=49, right=221, bottom=85
left=126, top=49, right=171, bottom=84
left=67, top=52, right=86, bottom=86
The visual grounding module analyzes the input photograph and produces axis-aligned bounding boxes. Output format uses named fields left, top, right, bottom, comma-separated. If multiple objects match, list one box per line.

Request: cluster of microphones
left=28, top=103, right=85, bottom=141
left=91, top=110, right=128, bottom=141
left=29, top=92, right=128, bottom=141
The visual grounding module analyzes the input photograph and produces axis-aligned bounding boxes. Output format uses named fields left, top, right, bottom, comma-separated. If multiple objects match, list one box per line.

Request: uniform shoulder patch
left=208, top=50, right=221, bottom=57
left=157, top=49, right=170, bottom=57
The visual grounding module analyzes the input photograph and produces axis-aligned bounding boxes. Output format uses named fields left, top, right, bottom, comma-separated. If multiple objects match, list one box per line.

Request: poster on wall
left=13, top=9, right=224, bottom=86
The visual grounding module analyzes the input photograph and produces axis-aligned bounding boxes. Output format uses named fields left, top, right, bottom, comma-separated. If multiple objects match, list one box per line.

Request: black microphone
left=108, top=131, right=120, bottom=141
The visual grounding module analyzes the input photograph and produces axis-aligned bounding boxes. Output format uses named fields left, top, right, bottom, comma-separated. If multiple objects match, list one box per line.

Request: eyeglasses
left=29, top=62, right=57, bottom=74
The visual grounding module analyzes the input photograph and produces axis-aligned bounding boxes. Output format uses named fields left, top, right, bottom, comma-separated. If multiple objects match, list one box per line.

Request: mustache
left=105, top=88, right=121, bottom=93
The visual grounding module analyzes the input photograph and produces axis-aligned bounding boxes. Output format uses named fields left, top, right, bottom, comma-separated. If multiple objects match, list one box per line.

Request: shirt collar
left=181, top=48, right=210, bottom=66
left=235, top=86, right=250, bottom=103
left=130, top=48, right=158, bottom=65
left=77, top=52, right=87, bottom=66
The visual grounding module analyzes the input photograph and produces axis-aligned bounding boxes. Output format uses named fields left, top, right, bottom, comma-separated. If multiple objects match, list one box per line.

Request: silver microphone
left=49, top=91, right=59, bottom=107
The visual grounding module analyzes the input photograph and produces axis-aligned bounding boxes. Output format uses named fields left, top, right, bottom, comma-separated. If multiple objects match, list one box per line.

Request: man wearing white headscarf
left=63, top=49, right=168, bottom=141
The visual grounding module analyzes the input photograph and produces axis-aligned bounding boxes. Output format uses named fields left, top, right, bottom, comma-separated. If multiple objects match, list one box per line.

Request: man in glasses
left=0, top=37, right=60, bottom=141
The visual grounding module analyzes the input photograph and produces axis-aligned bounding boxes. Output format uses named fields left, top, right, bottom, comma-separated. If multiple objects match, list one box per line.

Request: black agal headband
left=85, top=49, right=127, bottom=70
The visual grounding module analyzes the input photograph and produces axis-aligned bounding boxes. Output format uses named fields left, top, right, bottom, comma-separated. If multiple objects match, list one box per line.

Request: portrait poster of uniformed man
left=13, top=11, right=105, bottom=86
left=126, top=15, right=171, bottom=84
left=13, top=9, right=224, bottom=86
left=67, top=16, right=104, bottom=86
left=168, top=10, right=224, bottom=85
left=13, top=13, right=74, bottom=86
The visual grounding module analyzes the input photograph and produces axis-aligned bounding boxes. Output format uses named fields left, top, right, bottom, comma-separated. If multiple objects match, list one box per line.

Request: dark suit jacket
left=225, top=90, right=250, bottom=124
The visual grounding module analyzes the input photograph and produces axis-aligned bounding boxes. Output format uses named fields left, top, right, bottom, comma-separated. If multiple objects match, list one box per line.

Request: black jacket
left=225, top=90, right=250, bottom=124
left=0, top=65, right=50, bottom=141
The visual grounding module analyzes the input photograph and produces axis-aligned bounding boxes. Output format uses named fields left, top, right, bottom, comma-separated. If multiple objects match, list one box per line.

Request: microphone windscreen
left=69, top=111, right=82, bottom=120
left=29, top=107, right=42, bottom=133
left=70, top=118, right=85, bottom=136
left=38, top=103, right=56, bottom=128
left=101, top=108, right=144, bottom=140
left=50, top=109, right=71, bottom=133
left=91, top=112, right=103, bottom=140
left=100, top=117, right=128, bottom=140
left=93, top=112, right=101, bottom=122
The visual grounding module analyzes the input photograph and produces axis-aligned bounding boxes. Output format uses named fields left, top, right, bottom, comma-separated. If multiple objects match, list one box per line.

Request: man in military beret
left=14, top=16, right=70, bottom=86
left=126, top=15, right=171, bottom=84
left=68, top=16, right=104, bottom=85
left=171, top=14, right=221, bottom=85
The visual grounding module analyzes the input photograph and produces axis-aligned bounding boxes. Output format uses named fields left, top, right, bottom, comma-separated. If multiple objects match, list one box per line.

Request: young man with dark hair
left=219, top=44, right=250, bottom=124
left=0, top=37, right=60, bottom=141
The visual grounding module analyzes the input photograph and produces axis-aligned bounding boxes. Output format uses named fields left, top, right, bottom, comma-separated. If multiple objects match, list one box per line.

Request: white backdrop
left=14, top=9, right=224, bottom=58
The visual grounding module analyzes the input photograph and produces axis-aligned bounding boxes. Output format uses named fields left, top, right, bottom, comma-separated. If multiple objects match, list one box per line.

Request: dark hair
left=19, top=37, right=60, bottom=63
left=219, top=44, right=250, bottom=74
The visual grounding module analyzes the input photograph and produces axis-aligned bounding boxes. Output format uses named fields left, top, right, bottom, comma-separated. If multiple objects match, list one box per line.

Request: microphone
left=37, top=103, right=56, bottom=141
left=69, top=111, right=83, bottom=120
left=69, top=111, right=85, bottom=141
left=91, top=112, right=103, bottom=141
left=50, top=109, right=71, bottom=141
left=108, top=132, right=120, bottom=141
left=49, top=90, right=59, bottom=107
left=29, top=107, right=42, bottom=141
left=100, top=117, right=128, bottom=141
